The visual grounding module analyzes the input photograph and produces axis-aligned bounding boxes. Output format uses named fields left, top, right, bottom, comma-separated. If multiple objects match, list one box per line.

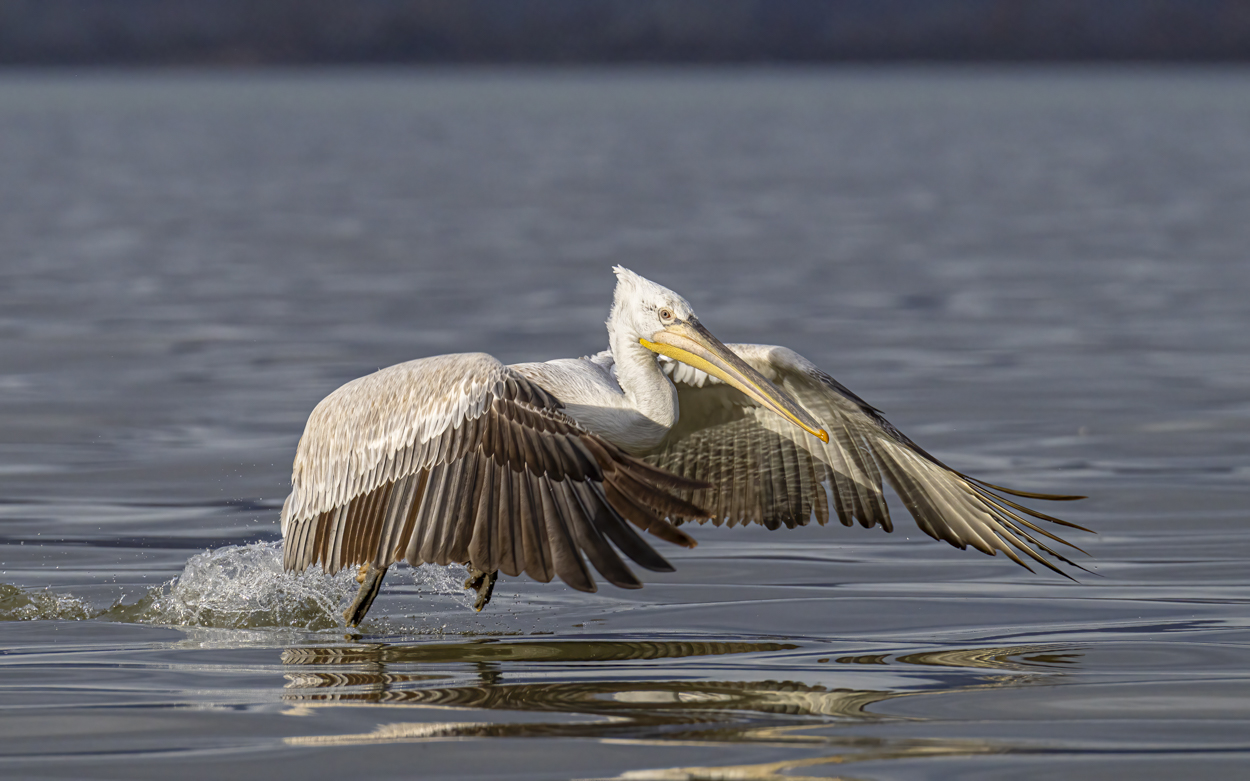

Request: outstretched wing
left=280, top=352, right=707, bottom=592
left=647, top=344, right=1090, bottom=575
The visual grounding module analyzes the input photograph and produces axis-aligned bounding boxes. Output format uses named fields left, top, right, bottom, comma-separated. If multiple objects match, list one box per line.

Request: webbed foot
left=463, top=567, right=499, bottom=612
left=345, top=563, right=387, bottom=627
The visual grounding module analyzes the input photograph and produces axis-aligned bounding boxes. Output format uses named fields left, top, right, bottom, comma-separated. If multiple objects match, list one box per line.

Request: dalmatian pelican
left=281, top=267, right=1089, bottom=626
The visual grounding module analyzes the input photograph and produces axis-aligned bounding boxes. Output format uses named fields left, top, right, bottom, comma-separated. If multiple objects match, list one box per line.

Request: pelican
left=281, top=267, right=1089, bottom=626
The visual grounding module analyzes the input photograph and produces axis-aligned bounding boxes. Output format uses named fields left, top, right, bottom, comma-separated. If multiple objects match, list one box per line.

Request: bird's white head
left=608, top=266, right=697, bottom=342
left=606, top=266, right=829, bottom=443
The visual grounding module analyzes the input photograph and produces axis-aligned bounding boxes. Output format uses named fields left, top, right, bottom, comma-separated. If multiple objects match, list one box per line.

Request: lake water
left=1, top=68, right=1249, bottom=779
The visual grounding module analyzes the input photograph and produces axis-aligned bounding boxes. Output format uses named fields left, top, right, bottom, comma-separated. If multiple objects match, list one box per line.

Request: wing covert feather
left=281, top=352, right=705, bottom=596
left=650, top=344, right=1088, bottom=575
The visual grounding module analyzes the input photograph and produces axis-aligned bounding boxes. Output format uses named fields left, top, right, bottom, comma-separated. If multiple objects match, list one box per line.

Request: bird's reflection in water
left=281, top=638, right=1080, bottom=774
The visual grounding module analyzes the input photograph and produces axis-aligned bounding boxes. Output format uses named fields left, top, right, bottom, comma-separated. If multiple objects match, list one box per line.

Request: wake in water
left=2, top=541, right=477, bottom=630
left=0, top=583, right=94, bottom=622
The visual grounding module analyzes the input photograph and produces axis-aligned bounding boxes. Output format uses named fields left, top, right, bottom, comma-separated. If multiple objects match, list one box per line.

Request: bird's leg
left=463, top=567, right=498, bottom=612
left=344, top=562, right=388, bottom=628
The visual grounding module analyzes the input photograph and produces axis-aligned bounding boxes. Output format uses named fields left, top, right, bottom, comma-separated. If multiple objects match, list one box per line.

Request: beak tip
left=817, top=429, right=829, bottom=443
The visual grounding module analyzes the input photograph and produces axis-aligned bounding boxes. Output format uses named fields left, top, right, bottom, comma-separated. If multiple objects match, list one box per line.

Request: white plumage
left=282, top=267, right=1089, bottom=626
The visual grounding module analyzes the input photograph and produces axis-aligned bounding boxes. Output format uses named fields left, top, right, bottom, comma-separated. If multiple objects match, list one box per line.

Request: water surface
left=1, top=68, right=1249, bottom=779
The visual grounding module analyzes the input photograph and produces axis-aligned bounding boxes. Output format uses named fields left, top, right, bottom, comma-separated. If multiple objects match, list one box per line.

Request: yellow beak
left=641, top=319, right=829, bottom=443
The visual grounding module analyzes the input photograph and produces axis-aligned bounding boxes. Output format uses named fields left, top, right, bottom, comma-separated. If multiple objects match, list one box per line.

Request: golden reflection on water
left=280, top=638, right=1080, bottom=773
left=283, top=638, right=798, bottom=666
left=595, top=740, right=1005, bottom=781
left=847, top=645, right=1081, bottom=671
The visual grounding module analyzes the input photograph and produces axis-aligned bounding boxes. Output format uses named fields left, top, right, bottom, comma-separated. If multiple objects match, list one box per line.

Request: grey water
left=1, top=68, right=1249, bottom=779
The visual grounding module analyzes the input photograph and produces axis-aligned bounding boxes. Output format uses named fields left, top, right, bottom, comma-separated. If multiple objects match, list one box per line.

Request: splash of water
left=0, top=583, right=93, bottom=621
left=131, top=541, right=358, bottom=630
left=409, top=562, right=476, bottom=606
left=2, top=542, right=356, bottom=628
left=125, top=543, right=485, bottom=631
left=3, top=541, right=488, bottom=631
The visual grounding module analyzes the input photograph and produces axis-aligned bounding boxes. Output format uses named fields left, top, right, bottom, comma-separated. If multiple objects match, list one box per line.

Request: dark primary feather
left=282, top=366, right=708, bottom=594
left=649, top=344, right=1091, bottom=576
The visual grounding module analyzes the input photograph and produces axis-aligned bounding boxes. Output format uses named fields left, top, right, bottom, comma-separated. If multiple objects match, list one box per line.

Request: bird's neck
left=609, top=329, right=678, bottom=430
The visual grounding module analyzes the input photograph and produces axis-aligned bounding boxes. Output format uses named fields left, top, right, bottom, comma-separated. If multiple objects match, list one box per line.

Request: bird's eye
left=658, top=308, right=674, bottom=322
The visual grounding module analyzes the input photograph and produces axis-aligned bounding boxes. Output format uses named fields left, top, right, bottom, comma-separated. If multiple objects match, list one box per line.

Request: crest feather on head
left=608, top=266, right=643, bottom=338
left=607, top=266, right=694, bottom=340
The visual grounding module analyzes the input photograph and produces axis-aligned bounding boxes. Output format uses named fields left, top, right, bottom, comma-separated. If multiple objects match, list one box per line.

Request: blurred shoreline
left=4, top=0, right=1250, bottom=66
